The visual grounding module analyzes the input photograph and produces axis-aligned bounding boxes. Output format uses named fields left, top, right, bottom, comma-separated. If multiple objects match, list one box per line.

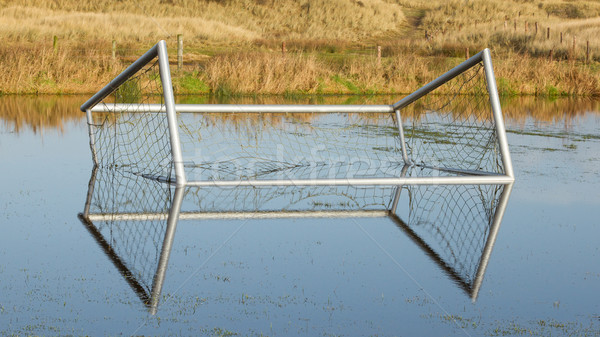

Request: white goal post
left=80, top=40, right=514, bottom=187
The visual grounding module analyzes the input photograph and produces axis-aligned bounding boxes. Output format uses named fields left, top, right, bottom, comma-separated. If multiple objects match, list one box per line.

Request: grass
left=0, top=0, right=600, bottom=95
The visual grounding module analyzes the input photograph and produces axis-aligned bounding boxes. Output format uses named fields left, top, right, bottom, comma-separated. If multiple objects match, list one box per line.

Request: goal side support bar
left=80, top=40, right=186, bottom=185
left=393, top=49, right=514, bottom=179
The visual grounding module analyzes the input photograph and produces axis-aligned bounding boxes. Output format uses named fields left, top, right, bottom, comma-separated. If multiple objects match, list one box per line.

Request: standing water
left=0, top=95, right=598, bottom=336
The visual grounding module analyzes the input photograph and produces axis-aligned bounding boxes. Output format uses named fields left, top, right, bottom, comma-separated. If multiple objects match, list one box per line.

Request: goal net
left=80, top=41, right=514, bottom=186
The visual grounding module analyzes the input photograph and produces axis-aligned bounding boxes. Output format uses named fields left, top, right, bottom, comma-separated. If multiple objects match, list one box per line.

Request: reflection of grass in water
left=372, top=146, right=399, bottom=152
left=508, top=129, right=600, bottom=142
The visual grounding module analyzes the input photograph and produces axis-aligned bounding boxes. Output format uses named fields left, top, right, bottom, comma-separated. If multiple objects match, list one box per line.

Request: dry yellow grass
left=0, top=0, right=404, bottom=43
left=418, top=0, right=600, bottom=62
left=0, top=0, right=599, bottom=95
left=0, top=41, right=121, bottom=94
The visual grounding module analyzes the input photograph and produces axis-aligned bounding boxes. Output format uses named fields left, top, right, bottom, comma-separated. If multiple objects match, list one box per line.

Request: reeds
left=0, top=0, right=599, bottom=95
left=0, top=41, right=121, bottom=94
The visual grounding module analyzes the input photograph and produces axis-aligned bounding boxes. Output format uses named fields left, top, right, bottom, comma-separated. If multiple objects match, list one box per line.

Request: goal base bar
left=182, top=175, right=514, bottom=187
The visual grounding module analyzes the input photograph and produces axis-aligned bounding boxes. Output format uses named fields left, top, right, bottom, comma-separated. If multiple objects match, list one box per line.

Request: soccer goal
left=80, top=40, right=514, bottom=187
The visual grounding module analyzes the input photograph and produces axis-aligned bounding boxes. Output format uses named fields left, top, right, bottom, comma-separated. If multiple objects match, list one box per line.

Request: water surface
left=0, top=95, right=598, bottom=336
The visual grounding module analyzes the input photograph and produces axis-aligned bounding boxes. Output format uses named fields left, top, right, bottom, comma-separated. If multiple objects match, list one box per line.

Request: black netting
left=177, top=112, right=405, bottom=182
left=401, top=62, right=505, bottom=175
left=180, top=184, right=398, bottom=214
left=87, top=60, right=173, bottom=181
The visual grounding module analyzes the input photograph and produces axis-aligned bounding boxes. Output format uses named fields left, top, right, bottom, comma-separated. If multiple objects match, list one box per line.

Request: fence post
left=586, top=40, right=590, bottom=64
left=547, top=27, right=550, bottom=40
left=282, top=41, right=286, bottom=56
left=377, top=45, right=382, bottom=66
left=53, top=35, right=58, bottom=54
left=572, top=36, right=576, bottom=62
left=177, top=34, right=183, bottom=71
left=560, top=32, right=563, bottom=44
left=112, top=40, right=116, bottom=61
left=466, top=47, right=470, bottom=59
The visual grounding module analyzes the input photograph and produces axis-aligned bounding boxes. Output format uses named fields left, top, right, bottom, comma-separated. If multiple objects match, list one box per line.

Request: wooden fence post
left=53, top=35, right=58, bottom=54
left=586, top=40, right=590, bottom=64
left=466, top=47, right=470, bottom=59
left=547, top=27, right=550, bottom=40
left=572, top=36, right=576, bottom=62
left=177, top=34, right=183, bottom=71
left=560, top=32, right=563, bottom=44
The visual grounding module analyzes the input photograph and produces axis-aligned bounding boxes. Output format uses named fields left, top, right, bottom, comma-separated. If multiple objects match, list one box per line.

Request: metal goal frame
left=81, top=40, right=514, bottom=188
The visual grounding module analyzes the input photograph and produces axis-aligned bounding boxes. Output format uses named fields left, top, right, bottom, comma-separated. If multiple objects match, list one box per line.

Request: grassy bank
left=0, top=0, right=599, bottom=96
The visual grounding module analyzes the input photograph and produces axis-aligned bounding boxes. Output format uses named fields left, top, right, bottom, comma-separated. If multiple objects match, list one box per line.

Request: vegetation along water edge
left=0, top=0, right=599, bottom=96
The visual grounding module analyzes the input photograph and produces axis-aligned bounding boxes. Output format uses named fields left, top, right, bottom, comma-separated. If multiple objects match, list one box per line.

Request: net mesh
left=177, top=112, right=404, bottom=182
left=87, top=60, right=173, bottom=181
left=397, top=182, right=505, bottom=291
left=401, top=62, right=505, bottom=175
left=180, top=184, right=398, bottom=214
left=81, top=167, right=172, bottom=302
left=84, top=51, right=506, bottom=182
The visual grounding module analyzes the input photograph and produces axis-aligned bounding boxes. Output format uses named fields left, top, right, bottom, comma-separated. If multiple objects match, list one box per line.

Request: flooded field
left=0, top=95, right=599, bottom=336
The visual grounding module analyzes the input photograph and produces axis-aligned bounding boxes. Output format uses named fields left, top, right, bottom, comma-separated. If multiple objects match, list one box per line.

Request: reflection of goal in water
left=78, top=40, right=515, bottom=313
left=78, top=165, right=512, bottom=313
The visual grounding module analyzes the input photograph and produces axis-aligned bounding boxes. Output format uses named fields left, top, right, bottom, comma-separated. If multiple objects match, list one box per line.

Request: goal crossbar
left=89, top=103, right=395, bottom=114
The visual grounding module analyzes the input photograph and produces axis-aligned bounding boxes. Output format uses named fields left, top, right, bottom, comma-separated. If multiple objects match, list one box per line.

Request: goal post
left=393, top=49, right=513, bottom=179
left=80, top=40, right=186, bottom=185
left=81, top=40, right=514, bottom=187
